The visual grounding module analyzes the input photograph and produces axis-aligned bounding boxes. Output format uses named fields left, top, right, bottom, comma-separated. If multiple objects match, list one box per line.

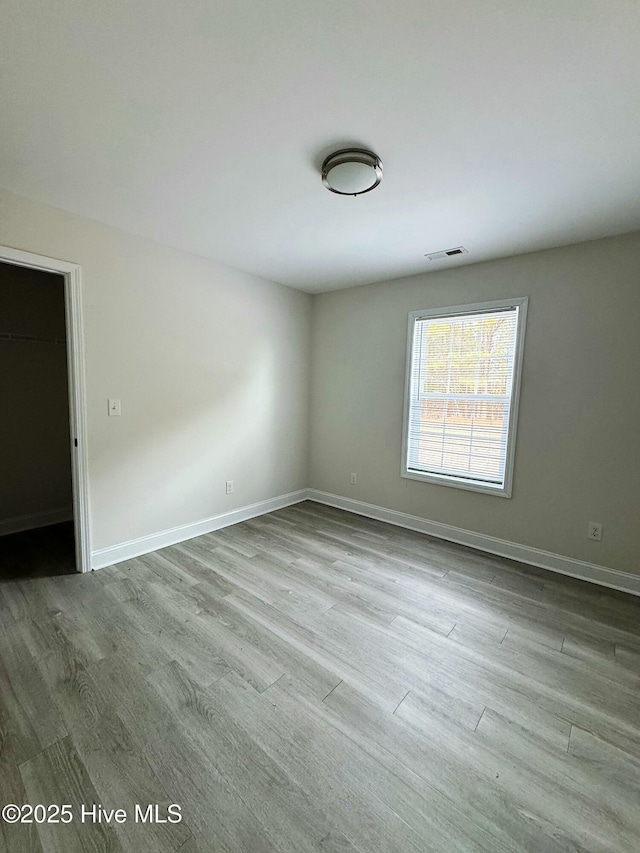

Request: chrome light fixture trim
left=321, top=148, right=383, bottom=196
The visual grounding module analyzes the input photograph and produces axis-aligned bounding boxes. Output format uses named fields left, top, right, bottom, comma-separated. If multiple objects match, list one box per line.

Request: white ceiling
left=1, top=1, right=640, bottom=292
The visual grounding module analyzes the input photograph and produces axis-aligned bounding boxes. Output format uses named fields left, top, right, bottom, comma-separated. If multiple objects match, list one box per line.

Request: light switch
left=108, top=398, right=121, bottom=417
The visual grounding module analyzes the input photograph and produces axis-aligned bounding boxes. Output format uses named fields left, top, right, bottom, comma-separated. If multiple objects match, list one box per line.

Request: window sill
left=401, top=468, right=512, bottom=498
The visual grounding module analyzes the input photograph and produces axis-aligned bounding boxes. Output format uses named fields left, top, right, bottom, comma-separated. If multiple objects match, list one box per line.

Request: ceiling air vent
left=425, top=246, right=468, bottom=261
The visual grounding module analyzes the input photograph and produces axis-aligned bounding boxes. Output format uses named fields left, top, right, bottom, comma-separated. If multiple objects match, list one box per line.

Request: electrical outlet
left=350, top=472, right=358, bottom=485
left=225, top=480, right=234, bottom=495
left=587, top=522, right=602, bottom=541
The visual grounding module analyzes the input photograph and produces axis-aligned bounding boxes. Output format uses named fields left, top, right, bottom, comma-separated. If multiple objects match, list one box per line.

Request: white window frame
left=401, top=296, right=528, bottom=498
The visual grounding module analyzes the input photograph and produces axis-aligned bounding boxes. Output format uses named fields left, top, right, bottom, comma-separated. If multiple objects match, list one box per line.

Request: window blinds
left=406, top=307, right=520, bottom=486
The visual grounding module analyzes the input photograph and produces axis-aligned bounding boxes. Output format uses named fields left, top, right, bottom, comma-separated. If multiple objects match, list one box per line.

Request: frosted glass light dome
left=321, top=149, right=383, bottom=196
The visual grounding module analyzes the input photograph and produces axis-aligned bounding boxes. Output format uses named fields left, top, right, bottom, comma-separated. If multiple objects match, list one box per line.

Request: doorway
left=0, top=247, right=89, bottom=573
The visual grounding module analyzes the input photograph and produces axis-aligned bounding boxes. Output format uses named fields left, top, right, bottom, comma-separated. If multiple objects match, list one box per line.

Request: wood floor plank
left=145, top=660, right=361, bottom=853
left=91, top=656, right=291, bottom=853
left=0, top=623, right=67, bottom=753
left=19, top=736, right=123, bottom=853
left=2, top=504, right=640, bottom=853
left=392, top=682, right=486, bottom=731
left=98, top=575, right=239, bottom=688
left=200, top=591, right=342, bottom=700
left=319, top=679, right=585, bottom=853
left=614, top=643, right=640, bottom=673
left=0, top=759, right=43, bottom=853
left=474, top=708, right=640, bottom=852
left=384, top=611, right=640, bottom=741
left=69, top=707, right=192, bottom=853
left=0, top=655, right=44, bottom=767
left=209, top=671, right=436, bottom=853
left=227, top=589, right=405, bottom=710
left=155, top=546, right=236, bottom=595
left=568, top=725, right=640, bottom=797
left=195, top=542, right=336, bottom=619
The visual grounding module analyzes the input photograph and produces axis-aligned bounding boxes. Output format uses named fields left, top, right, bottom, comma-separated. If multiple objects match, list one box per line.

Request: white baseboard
left=307, top=490, right=640, bottom=598
left=90, top=486, right=640, bottom=598
left=0, top=507, right=73, bottom=538
left=91, top=490, right=309, bottom=570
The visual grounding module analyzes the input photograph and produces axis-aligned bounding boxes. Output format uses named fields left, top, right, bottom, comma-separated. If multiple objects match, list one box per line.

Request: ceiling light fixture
left=321, top=148, right=383, bottom=196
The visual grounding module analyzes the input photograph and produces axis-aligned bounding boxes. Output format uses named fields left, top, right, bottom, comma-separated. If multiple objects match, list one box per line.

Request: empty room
left=1, top=2, right=639, bottom=852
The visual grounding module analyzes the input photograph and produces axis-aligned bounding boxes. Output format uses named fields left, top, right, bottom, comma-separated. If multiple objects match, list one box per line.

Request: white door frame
left=0, top=244, right=91, bottom=573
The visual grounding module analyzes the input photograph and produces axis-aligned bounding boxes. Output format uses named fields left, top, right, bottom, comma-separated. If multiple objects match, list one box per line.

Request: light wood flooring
left=1, top=502, right=640, bottom=853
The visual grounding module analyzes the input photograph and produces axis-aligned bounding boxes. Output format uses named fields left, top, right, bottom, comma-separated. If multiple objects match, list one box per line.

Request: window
left=402, top=297, right=528, bottom=497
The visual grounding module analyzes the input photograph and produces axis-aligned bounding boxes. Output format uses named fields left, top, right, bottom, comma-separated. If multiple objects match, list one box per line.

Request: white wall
left=2, top=185, right=638, bottom=580
left=0, top=263, right=72, bottom=525
left=310, top=232, right=640, bottom=577
left=0, top=188, right=311, bottom=553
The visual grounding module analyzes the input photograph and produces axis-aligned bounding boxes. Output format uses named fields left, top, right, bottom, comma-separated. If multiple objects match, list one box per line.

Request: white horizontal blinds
left=408, top=307, right=519, bottom=485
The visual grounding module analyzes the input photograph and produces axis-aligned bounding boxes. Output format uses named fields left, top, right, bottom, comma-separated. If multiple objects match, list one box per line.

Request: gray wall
left=0, top=188, right=312, bottom=552
left=0, top=262, right=72, bottom=524
left=310, top=232, right=640, bottom=576
left=3, top=186, right=638, bottom=578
